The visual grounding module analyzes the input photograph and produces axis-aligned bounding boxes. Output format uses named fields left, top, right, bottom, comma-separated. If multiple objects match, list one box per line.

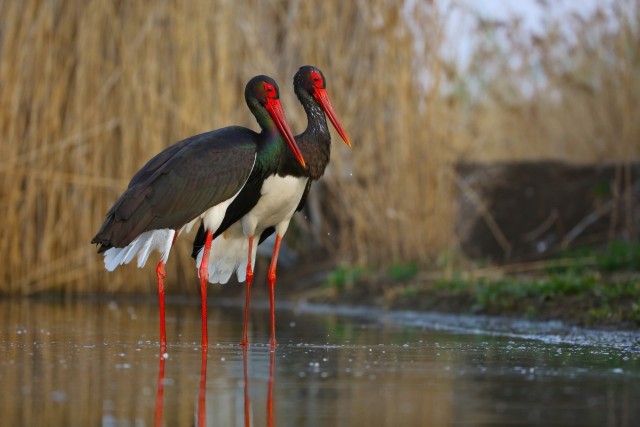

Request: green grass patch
left=547, top=241, right=640, bottom=274
left=388, top=263, right=419, bottom=281
left=325, top=266, right=370, bottom=291
left=324, top=242, right=640, bottom=328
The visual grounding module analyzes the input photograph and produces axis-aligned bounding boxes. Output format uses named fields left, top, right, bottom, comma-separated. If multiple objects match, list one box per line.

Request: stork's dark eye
left=263, top=82, right=277, bottom=98
left=310, top=71, right=323, bottom=88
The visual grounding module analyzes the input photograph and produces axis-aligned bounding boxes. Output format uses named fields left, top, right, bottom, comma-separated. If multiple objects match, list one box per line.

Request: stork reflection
left=198, top=347, right=208, bottom=426
left=153, top=345, right=275, bottom=426
left=154, top=354, right=166, bottom=427
left=267, top=349, right=275, bottom=427
left=242, top=347, right=277, bottom=427
left=243, top=346, right=251, bottom=426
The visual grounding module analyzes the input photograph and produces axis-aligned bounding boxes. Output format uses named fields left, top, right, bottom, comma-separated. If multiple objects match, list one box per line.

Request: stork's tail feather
left=102, top=229, right=176, bottom=271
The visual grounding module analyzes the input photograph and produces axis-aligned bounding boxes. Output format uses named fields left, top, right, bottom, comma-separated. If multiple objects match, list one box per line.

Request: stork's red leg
left=267, top=234, right=282, bottom=348
left=155, top=232, right=178, bottom=354
left=199, top=231, right=214, bottom=349
left=241, top=235, right=254, bottom=346
left=155, top=261, right=167, bottom=353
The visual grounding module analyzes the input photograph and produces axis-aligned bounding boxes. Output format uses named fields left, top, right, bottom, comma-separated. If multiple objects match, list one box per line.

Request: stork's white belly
left=242, top=174, right=307, bottom=235
left=196, top=174, right=308, bottom=284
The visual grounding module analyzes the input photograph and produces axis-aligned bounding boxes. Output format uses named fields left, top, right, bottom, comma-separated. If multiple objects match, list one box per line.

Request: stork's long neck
left=296, top=92, right=332, bottom=180
left=248, top=99, right=288, bottom=172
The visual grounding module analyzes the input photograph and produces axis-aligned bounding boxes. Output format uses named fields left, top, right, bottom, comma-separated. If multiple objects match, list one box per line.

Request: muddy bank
left=202, top=263, right=639, bottom=333
left=282, top=286, right=639, bottom=333
left=455, top=161, right=639, bottom=263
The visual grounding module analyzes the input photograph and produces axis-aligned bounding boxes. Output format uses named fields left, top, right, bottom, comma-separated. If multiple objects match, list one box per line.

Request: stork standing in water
left=92, top=76, right=305, bottom=351
left=193, top=66, right=350, bottom=346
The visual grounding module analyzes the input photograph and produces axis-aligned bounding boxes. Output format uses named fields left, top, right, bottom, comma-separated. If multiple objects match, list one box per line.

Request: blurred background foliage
left=0, top=0, right=638, bottom=294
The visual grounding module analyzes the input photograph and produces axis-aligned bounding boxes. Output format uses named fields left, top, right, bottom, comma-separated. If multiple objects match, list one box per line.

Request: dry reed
left=457, top=1, right=640, bottom=162
left=0, top=0, right=637, bottom=294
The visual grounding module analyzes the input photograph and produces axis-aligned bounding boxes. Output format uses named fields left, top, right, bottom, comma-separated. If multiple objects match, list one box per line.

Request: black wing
left=127, top=138, right=193, bottom=189
left=92, top=127, right=258, bottom=250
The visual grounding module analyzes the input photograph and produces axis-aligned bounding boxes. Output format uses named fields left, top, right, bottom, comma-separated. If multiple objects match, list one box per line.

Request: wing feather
left=92, top=127, right=258, bottom=249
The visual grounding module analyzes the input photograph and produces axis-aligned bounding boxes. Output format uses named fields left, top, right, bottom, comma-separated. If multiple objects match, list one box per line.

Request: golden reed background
left=0, top=0, right=638, bottom=294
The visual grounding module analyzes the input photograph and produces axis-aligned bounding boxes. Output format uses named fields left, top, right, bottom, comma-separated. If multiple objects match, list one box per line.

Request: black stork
left=91, top=75, right=305, bottom=352
left=192, top=65, right=350, bottom=346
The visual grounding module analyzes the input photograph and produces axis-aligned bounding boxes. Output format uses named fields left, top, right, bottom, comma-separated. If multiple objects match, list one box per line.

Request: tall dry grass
left=449, top=0, right=640, bottom=250
left=456, top=1, right=640, bottom=162
left=0, top=0, right=637, bottom=294
left=0, top=0, right=455, bottom=293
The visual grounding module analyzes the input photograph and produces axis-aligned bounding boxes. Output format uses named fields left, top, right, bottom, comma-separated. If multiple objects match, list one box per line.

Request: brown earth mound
left=455, top=161, right=639, bottom=262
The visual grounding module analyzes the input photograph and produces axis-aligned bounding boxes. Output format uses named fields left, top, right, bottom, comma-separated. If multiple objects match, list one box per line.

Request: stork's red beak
left=313, top=88, right=351, bottom=148
left=265, top=99, right=306, bottom=168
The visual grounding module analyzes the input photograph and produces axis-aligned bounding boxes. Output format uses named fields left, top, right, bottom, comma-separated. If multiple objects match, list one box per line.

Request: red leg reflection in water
left=267, top=349, right=276, bottom=427
left=198, top=346, right=208, bottom=426
left=154, top=355, right=166, bottom=427
left=243, top=346, right=251, bottom=427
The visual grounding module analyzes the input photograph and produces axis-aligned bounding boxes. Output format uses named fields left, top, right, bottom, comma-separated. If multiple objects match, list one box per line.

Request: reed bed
left=0, top=0, right=637, bottom=294
left=457, top=1, right=640, bottom=162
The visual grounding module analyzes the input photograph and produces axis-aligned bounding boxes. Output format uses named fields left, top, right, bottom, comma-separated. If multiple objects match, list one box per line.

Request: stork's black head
left=244, top=75, right=306, bottom=168
left=245, top=75, right=281, bottom=106
left=294, top=65, right=327, bottom=93
left=293, top=66, right=351, bottom=147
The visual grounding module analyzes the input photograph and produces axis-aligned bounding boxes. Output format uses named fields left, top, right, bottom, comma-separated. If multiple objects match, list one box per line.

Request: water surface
left=1, top=297, right=639, bottom=426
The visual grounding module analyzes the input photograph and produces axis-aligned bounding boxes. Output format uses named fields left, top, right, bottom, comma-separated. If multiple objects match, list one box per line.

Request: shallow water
left=1, top=297, right=639, bottom=426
